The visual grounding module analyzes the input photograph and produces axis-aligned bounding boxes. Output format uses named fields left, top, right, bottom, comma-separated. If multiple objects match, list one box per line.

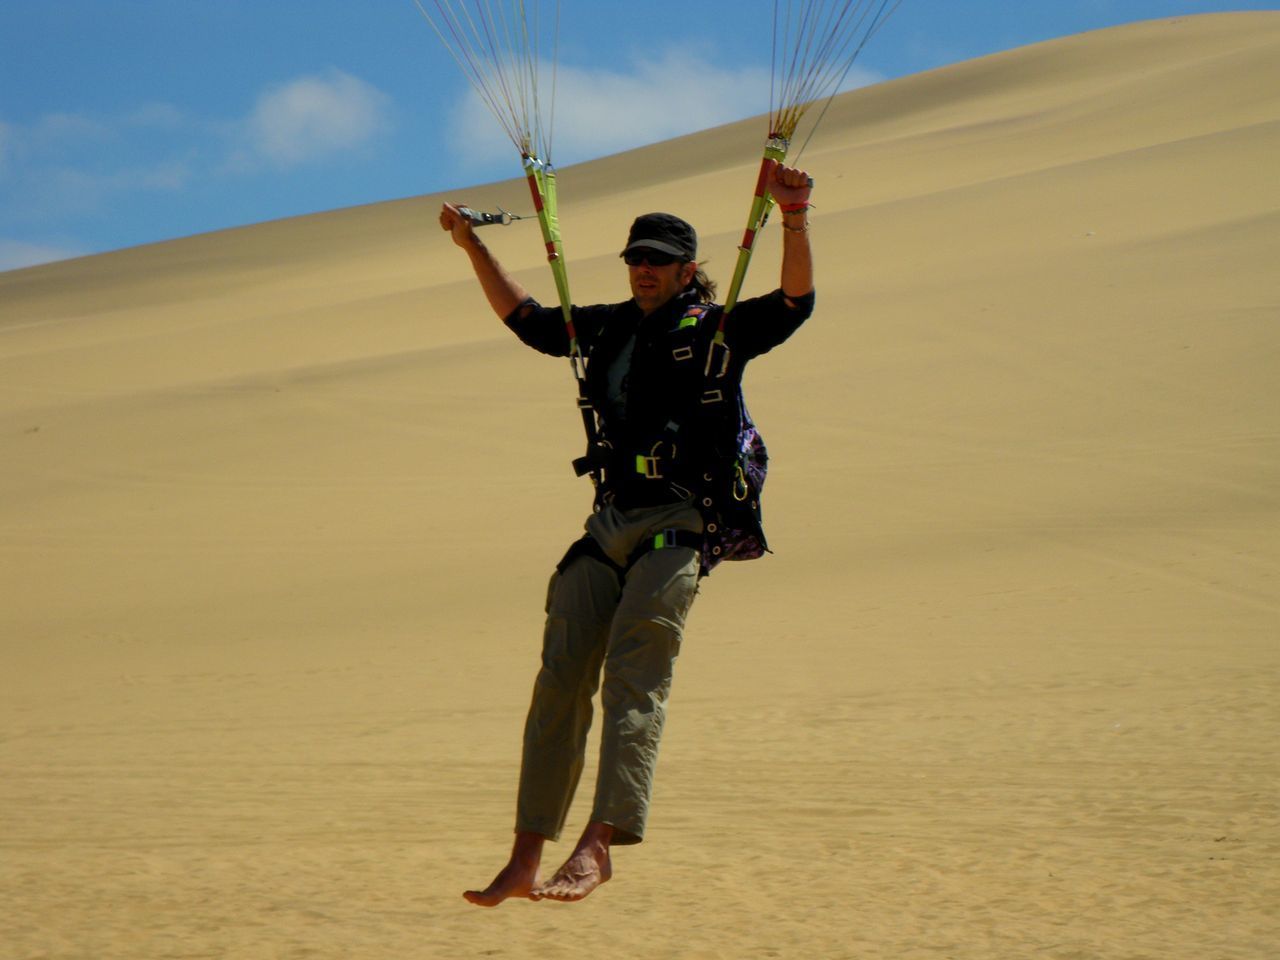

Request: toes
left=535, top=880, right=585, bottom=902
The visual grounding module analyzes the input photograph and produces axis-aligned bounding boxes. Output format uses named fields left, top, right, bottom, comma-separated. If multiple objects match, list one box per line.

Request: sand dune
left=2, top=14, right=1278, bottom=959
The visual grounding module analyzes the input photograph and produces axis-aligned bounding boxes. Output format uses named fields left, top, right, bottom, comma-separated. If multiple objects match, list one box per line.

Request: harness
left=563, top=299, right=769, bottom=579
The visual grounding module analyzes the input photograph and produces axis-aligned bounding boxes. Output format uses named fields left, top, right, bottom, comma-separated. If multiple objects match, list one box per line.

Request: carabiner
left=733, top=462, right=749, bottom=501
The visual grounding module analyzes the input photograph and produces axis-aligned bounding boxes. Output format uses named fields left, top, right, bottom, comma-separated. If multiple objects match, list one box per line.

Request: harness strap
left=556, top=527, right=704, bottom=584
left=555, top=535, right=624, bottom=582
left=624, top=528, right=704, bottom=572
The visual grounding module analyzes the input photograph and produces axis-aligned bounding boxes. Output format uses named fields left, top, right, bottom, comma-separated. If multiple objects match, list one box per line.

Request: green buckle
left=636, top=442, right=668, bottom=479
left=636, top=454, right=665, bottom=479
left=653, top=528, right=679, bottom=550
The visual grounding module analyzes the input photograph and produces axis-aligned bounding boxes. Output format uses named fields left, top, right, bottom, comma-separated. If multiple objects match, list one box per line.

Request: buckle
left=704, top=337, right=731, bottom=378
left=635, top=441, right=673, bottom=480
left=653, top=528, right=679, bottom=550
left=636, top=454, right=663, bottom=479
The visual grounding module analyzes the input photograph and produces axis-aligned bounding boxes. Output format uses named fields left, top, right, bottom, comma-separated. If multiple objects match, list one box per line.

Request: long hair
left=687, top=263, right=717, bottom=304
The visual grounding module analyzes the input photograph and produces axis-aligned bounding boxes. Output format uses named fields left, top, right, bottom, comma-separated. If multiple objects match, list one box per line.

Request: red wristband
left=779, top=201, right=811, bottom=213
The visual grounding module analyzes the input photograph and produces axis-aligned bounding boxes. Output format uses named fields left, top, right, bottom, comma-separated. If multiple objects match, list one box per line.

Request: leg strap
left=556, top=534, right=624, bottom=583
left=558, top=528, right=704, bottom=584
left=624, top=528, right=705, bottom=573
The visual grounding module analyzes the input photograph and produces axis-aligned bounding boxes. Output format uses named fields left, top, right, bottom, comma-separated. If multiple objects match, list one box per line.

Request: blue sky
left=1, top=0, right=1274, bottom=271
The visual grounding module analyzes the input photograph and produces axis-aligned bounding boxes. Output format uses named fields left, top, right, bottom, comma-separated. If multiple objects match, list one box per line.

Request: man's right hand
left=440, top=202, right=478, bottom=248
left=437, top=201, right=530, bottom=319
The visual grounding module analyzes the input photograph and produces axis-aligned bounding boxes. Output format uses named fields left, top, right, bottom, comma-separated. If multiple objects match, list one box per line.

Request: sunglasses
left=623, top=249, right=684, bottom=267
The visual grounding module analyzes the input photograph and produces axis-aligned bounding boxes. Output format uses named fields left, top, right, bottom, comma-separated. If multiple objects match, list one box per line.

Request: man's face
left=627, top=248, right=696, bottom=315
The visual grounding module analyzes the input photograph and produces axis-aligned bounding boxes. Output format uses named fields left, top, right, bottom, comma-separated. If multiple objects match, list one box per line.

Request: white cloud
left=0, top=238, right=85, bottom=272
left=553, top=54, right=771, bottom=157
left=838, top=64, right=887, bottom=93
left=1, top=71, right=393, bottom=259
left=452, top=51, right=770, bottom=168
left=1, top=106, right=191, bottom=175
left=124, top=102, right=188, bottom=129
left=246, top=69, right=391, bottom=167
left=1, top=111, right=188, bottom=237
left=451, top=49, right=884, bottom=171
left=11, top=160, right=194, bottom=223
left=31, top=111, right=114, bottom=148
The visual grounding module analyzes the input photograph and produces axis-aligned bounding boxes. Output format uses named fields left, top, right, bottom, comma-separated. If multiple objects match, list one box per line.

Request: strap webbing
left=722, top=136, right=789, bottom=315
left=625, top=528, right=704, bottom=571
left=556, top=528, right=703, bottom=583
left=524, top=154, right=604, bottom=486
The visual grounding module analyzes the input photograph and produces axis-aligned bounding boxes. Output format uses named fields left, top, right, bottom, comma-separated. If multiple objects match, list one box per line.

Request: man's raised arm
left=440, top=202, right=530, bottom=320
left=766, top=163, right=814, bottom=304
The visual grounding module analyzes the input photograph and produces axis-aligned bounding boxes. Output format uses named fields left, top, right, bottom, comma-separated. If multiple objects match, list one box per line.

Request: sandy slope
left=2, top=13, right=1277, bottom=959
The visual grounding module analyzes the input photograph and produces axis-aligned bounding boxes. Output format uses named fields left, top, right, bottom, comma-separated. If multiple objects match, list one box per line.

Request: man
left=440, top=161, right=814, bottom=905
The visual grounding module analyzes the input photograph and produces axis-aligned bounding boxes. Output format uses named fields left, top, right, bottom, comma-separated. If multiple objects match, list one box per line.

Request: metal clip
left=456, top=205, right=530, bottom=227
left=733, top=462, right=749, bottom=501
left=704, top=339, right=731, bottom=378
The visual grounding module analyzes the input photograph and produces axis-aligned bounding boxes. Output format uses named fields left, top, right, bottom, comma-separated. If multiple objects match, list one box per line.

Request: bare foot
left=463, top=832, right=544, bottom=907
left=534, top=823, right=613, bottom=903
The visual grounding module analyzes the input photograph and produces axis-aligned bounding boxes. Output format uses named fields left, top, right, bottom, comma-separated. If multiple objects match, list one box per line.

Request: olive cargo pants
left=515, top=500, right=702, bottom=845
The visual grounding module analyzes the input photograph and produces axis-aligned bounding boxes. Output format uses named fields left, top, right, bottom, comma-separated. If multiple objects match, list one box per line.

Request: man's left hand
left=767, top=161, right=812, bottom=208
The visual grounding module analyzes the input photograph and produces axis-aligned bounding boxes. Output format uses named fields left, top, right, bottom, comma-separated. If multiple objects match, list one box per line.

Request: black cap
left=619, top=212, right=697, bottom=261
